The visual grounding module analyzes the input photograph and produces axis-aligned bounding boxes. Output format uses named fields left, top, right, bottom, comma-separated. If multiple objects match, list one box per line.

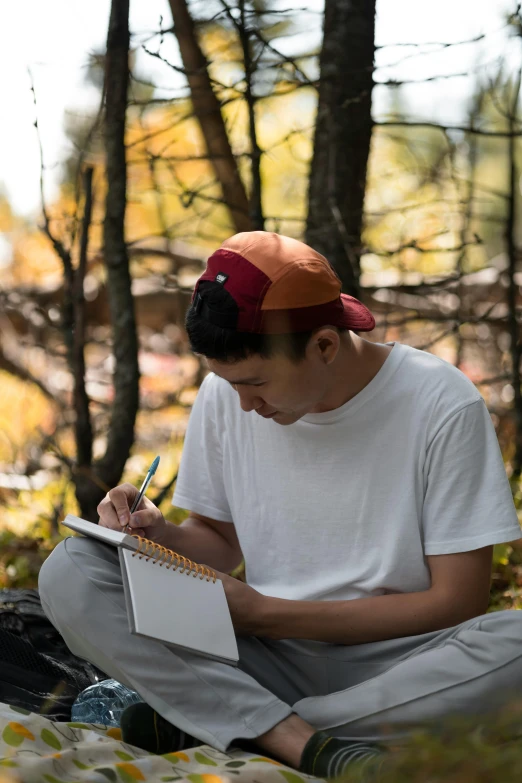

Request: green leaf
left=194, top=752, right=218, bottom=766
left=115, top=751, right=135, bottom=761
left=41, top=728, right=62, bottom=750
left=160, top=778, right=182, bottom=782
left=187, top=775, right=205, bottom=783
left=8, top=705, right=31, bottom=715
left=116, top=765, right=141, bottom=783
left=2, top=724, right=24, bottom=747
left=72, top=759, right=92, bottom=770
left=95, top=768, right=118, bottom=782
left=279, top=771, right=307, bottom=783
left=0, top=759, right=19, bottom=767
left=225, top=761, right=246, bottom=768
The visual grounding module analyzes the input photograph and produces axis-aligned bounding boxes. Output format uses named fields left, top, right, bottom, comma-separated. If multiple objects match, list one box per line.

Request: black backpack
left=0, top=589, right=105, bottom=720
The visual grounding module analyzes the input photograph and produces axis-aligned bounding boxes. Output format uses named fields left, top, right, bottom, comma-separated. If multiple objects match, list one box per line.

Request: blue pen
left=127, top=456, right=161, bottom=529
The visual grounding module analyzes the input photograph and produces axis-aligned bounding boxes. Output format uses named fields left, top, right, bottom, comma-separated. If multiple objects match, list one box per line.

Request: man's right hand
left=97, top=483, right=169, bottom=543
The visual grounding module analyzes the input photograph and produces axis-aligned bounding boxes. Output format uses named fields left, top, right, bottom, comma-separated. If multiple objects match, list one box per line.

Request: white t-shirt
left=173, top=341, right=521, bottom=602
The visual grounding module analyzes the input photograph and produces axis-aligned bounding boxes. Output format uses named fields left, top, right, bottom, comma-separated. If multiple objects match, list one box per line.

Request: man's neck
left=310, top=335, right=392, bottom=414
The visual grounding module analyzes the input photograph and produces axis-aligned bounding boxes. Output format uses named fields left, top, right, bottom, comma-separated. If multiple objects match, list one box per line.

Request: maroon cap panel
left=339, top=294, right=376, bottom=331
left=253, top=296, right=375, bottom=334
left=195, top=249, right=272, bottom=331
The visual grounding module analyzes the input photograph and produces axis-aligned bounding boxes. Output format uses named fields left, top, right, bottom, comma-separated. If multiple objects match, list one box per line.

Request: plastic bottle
left=71, top=679, right=143, bottom=727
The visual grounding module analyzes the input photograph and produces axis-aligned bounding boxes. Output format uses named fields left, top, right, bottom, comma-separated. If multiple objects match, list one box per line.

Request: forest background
left=1, top=0, right=522, bottom=620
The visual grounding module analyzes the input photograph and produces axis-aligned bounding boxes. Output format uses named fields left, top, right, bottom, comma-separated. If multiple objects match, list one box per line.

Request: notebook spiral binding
left=131, top=535, right=216, bottom=583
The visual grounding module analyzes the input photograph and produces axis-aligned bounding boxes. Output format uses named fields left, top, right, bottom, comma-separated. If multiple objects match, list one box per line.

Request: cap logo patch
left=215, top=272, right=229, bottom=285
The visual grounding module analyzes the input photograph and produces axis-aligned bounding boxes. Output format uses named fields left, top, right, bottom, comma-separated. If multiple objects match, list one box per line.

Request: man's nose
left=236, top=386, right=263, bottom=413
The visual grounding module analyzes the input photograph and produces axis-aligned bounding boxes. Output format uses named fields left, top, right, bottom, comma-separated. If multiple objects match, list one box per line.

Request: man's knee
left=473, top=608, right=522, bottom=645
left=38, top=537, right=111, bottom=625
left=39, top=539, right=71, bottom=608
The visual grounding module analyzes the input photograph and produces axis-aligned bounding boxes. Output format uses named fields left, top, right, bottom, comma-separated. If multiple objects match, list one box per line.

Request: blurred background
left=1, top=0, right=522, bottom=604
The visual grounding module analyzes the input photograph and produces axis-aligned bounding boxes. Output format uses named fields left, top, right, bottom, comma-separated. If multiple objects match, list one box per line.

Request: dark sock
left=299, top=730, right=384, bottom=780
left=120, top=703, right=200, bottom=755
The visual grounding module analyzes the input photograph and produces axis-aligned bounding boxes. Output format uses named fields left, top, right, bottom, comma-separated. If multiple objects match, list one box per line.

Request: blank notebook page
left=120, top=548, right=238, bottom=664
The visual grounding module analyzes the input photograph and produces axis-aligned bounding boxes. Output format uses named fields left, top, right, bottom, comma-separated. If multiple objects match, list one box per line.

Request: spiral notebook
left=62, top=515, right=239, bottom=665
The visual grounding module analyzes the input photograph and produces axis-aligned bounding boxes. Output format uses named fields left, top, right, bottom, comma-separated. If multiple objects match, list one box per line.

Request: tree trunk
left=71, top=166, right=94, bottom=515
left=506, top=71, right=522, bottom=479
left=237, top=0, right=264, bottom=230
left=306, top=0, right=376, bottom=297
left=76, top=0, right=140, bottom=521
left=167, top=0, right=252, bottom=233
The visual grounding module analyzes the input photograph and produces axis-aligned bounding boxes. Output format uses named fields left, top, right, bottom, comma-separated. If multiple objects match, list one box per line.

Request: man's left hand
left=215, top=570, right=268, bottom=636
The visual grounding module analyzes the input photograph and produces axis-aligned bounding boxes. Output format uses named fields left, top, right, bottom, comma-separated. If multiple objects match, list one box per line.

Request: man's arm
left=158, top=512, right=244, bottom=574
left=254, top=547, right=493, bottom=645
left=97, top=483, right=243, bottom=574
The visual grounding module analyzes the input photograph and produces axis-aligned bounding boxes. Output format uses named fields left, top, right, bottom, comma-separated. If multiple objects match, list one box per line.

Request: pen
left=123, top=456, right=160, bottom=532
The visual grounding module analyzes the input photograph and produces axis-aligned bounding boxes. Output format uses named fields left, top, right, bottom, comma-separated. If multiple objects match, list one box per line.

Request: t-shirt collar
left=301, top=341, right=404, bottom=425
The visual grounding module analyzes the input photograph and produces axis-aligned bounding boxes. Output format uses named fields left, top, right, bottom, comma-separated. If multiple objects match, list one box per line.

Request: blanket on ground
left=0, top=702, right=320, bottom=783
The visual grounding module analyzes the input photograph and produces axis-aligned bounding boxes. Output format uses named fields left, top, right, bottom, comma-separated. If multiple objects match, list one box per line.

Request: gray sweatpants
left=39, top=537, right=522, bottom=752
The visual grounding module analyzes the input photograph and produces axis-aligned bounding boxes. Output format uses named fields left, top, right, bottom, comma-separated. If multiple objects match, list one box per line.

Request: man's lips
left=258, top=410, right=277, bottom=419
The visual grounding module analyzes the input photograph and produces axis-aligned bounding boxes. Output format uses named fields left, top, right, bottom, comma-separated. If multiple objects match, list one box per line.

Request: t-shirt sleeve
left=423, top=398, right=521, bottom=555
left=172, top=375, right=233, bottom=522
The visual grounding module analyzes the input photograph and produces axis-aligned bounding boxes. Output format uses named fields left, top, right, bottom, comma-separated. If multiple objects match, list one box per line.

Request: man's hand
left=97, top=483, right=169, bottom=543
left=215, top=570, right=267, bottom=636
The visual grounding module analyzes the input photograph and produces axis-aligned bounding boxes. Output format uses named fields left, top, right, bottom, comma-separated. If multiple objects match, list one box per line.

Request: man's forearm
left=156, top=517, right=242, bottom=574
left=258, top=589, right=481, bottom=646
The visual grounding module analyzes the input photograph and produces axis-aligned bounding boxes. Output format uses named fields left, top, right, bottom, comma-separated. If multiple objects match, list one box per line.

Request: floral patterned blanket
left=0, top=702, right=320, bottom=783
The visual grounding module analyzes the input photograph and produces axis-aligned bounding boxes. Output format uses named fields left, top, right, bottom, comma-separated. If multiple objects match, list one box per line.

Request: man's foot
left=120, top=703, right=200, bottom=754
left=299, top=730, right=385, bottom=780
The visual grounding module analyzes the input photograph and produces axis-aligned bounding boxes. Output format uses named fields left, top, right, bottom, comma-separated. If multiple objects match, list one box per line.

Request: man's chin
left=272, top=412, right=303, bottom=426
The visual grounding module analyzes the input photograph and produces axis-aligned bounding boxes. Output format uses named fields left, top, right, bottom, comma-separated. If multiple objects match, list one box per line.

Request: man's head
left=186, top=231, right=375, bottom=425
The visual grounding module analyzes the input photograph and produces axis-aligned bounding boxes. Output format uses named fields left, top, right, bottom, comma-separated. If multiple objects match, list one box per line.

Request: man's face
left=207, top=338, right=335, bottom=426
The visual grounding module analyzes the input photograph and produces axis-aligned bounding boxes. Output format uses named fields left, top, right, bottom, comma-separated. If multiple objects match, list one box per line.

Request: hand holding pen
left=97, top=456, right=168, bottom=543
left=123, top=456, right=161, bottom=533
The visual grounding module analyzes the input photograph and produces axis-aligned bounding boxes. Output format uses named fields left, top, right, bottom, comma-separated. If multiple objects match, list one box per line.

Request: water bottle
left=71, top=679, right=143, bottom=727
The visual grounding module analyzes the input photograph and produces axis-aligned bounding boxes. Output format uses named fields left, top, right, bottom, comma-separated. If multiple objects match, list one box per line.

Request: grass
left=338, top=706, right=522, bottom=782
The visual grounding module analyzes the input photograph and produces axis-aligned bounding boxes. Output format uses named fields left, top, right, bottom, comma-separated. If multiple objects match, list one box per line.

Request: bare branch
left=375, top=29, right=497, bottom=52
left=152, top=470, right=179, bottom=506
left=0, top=342, right=61, bottom=406
left=376, top=120, right=522, bottom=138
left=73, top=166, right=94, bottom=469
left=166, top=0, right=252, bottom=232
left=29, top=71, right=73, bottom=278
left=376, top=71, right=471, bottom=86
left=370, top=237, right=483, bottom=259
left=218, top=0, right=264, bottom=229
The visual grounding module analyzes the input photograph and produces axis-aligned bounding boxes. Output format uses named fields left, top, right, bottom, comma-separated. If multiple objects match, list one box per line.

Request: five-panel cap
left=191, top=231, right=375, bottom=334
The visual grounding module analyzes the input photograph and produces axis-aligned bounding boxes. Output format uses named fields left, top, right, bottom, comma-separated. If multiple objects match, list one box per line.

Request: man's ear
left=312, top=327, right=340, bottom=365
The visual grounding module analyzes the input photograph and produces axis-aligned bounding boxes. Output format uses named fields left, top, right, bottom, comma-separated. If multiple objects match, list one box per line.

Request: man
left=39, top=231, right=522, bottom=781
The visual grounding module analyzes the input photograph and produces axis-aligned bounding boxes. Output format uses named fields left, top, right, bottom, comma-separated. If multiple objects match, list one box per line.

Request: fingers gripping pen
left=123, top=456, right=160, bottom=532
